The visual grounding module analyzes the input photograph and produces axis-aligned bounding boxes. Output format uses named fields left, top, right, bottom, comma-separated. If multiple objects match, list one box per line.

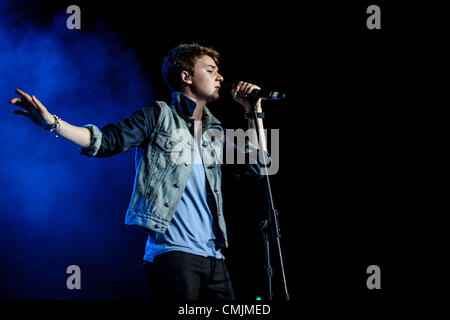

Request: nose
left=217, top=73, right=224, bottom=83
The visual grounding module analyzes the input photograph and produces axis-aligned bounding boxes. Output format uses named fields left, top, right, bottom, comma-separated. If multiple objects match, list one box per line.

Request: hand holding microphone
left=227, top=81, right=286, bottom=112
left=231, top=81, right=263, bottom=112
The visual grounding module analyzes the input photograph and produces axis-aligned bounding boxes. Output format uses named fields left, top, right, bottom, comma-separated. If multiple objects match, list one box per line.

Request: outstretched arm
left=9, top=89, right=92, bottom=148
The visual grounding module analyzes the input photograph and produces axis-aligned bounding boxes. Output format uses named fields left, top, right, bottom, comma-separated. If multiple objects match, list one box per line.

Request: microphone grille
left=272, top=92, right=286, bottom=100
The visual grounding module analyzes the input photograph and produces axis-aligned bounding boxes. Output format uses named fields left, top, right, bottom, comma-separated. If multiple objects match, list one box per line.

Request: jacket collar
left=170, top=91, right=221, bottom=127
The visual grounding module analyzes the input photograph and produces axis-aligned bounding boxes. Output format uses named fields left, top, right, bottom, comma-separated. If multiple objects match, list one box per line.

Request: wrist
left=245, top=111, right=265, bottom=120
left=44, top=115, right=61, bottom=137
left=244, top=106, right=262, bottom=113
left=43, top=113, right=56, bottom=126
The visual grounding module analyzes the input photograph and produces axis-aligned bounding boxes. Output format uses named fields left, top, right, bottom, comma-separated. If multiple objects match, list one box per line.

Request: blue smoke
left=0, top=3, right=153, bottom=298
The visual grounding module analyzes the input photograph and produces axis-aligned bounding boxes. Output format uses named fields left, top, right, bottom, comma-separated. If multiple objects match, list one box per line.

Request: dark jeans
left=145, top=251, right=235, bottom=300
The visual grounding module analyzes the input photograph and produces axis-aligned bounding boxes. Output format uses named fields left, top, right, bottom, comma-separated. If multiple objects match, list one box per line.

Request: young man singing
left=9, top=43, right=268, bottom=300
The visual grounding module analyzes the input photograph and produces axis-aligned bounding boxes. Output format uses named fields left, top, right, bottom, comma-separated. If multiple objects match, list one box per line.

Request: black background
left=2, top=0, right=445, bottom=315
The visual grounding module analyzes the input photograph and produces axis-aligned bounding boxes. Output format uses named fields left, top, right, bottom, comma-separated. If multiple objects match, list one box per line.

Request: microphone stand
left=249, top=97, right=289, bottom=301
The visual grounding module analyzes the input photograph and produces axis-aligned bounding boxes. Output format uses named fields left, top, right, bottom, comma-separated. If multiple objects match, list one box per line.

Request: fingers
left=9, top=97, right=29, bottom=109
left=10, top=90, right=48, bottom=126
left=240, top=82, right=252, bottom=96
left=31, top=95, right=44, bottom=110
left=232, top=81, right=261, bottom=98
left=10, top=89, right=39, bottom=110
left=31, top=95, right=46, bottom=113
left=12, top=110, right=29, bottom=117
left=9, top=97, right=22, bottom=104
left=15, top=88, right=33, bottom=104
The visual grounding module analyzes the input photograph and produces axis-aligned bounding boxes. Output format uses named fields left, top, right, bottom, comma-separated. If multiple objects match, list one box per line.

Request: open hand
left=9, top=89, right=54, bottom=128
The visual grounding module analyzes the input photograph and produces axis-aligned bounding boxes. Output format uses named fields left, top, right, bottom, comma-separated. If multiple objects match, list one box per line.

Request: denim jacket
left=80, top=92, right=264, bottom=248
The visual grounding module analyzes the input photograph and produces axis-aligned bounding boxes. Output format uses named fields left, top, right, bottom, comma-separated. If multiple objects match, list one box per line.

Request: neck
left=192, top=105, right=203, bottom=122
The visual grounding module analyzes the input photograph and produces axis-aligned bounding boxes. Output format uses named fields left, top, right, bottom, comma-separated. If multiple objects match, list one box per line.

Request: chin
left=208, top=92, right=220, bottom=102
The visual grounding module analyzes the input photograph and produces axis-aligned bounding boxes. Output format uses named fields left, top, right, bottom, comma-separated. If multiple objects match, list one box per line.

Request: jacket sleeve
left=80, top=104, right=161, bottom=158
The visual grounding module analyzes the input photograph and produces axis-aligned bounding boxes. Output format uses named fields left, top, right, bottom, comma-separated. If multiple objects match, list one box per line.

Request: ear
left=180, top=70, right=192, bottom=85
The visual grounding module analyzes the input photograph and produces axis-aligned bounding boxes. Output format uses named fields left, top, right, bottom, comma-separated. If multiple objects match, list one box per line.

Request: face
left=188, top=55, right=224, bottom=103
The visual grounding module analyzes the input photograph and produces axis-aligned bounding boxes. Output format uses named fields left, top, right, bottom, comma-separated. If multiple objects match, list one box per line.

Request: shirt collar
left=171, top=91, right=197, bottom=118
left=170, top=91, right=221, bottom=127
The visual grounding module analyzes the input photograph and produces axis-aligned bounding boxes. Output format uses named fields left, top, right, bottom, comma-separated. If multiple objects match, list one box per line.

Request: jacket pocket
left=152, top=131, right=185, bottom=165
left=153, top=132, right=182, bottom=152
left=144, top=131, right=187, bottom=200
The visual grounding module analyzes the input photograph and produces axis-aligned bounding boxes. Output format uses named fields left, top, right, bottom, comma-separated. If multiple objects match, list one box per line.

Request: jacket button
left=184, top=161, right=189, bottom=166
left=164, top=202, right=169, bottom=207
left=187, top=122, right=192, bottom=128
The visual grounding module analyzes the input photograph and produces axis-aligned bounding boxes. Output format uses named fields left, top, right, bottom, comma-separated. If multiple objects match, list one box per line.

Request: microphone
left=222, top=82, right=286, bottom=101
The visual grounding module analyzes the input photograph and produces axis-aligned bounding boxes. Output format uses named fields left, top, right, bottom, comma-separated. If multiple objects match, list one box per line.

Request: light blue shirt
left=144, top=141, right=224, bottom=262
